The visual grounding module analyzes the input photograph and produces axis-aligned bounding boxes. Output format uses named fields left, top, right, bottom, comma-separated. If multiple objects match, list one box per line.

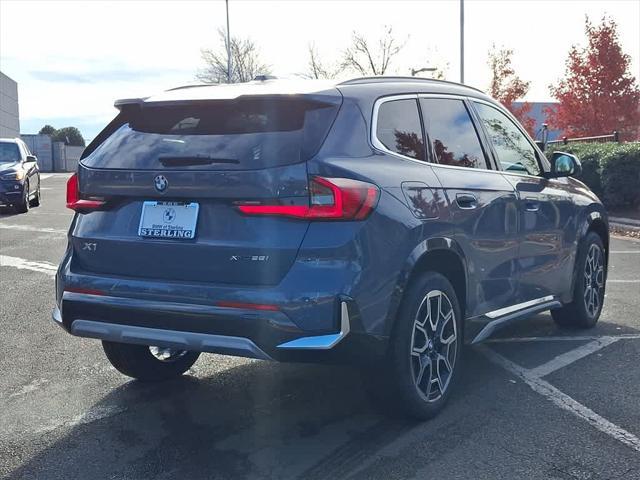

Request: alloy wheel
left=149, top=346, right=189, bottom=363
left=410, top=290, right=458, bottom=403
left=583, top=244, right=604, bottom=318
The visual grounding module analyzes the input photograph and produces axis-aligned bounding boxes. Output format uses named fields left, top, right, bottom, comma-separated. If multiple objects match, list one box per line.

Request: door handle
left=456, top=193, right=478, bottom=209
left=525, top=198, right=540, bottom=212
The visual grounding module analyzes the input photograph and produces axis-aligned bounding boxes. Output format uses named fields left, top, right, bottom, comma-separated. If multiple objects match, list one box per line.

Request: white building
left=0, top=71, right=20, bottom=138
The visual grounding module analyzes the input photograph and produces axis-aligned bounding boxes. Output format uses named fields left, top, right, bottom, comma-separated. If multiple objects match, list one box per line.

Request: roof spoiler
left=114, top=97, right=148, bottom=110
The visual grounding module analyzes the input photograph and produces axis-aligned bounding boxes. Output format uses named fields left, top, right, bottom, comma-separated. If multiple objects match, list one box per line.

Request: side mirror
left=550, top=152, right=581, bottom=178
left=25, top=155, right=37, bottom=163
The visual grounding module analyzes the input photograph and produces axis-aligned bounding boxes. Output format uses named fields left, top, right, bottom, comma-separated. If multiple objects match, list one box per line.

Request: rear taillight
left=66, top=173, right=106, bottom=211
left=237, top=176, right=379, bottom=220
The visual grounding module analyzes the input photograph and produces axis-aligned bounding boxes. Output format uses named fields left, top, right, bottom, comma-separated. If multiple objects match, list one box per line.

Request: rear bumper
left=53, top=290, right=385, bottom=363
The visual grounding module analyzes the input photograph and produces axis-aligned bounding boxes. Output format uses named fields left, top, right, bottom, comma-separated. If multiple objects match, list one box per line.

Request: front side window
left=375, top=99, right=425, bottom=161
left=419, top=98, right=487, bottom=169
left=474, top=102, right=540, bottom=176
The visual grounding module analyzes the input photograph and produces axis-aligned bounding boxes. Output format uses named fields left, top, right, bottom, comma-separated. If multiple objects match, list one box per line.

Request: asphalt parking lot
left=1, top=173, right=639, bottom=480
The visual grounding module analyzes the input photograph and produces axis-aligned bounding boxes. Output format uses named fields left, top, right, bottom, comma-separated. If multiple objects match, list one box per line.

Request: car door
left=472, top=101, right=576, bottom=303
left=19, top=141, right=38, bottom=195
left=419, top=96, right=520, bottom=319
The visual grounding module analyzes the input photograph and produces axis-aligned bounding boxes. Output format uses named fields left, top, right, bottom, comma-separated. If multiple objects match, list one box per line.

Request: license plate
left=138, top=201, right=199, bottom=239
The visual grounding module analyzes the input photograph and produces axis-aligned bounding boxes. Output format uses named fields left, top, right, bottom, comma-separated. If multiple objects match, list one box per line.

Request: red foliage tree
left=487, top=46, right=536, bottom=136
left=547, top=16, right=640, bottom=140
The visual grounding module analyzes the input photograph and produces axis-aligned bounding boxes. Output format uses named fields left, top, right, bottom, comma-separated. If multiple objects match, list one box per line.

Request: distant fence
left=546, top=131, right=620, bottom=147
left=20, top=134, right=84, bottom=172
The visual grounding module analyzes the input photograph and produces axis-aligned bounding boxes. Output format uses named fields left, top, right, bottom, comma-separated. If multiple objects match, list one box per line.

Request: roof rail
left=166, top=83, right=218, bottom=91
left=253, top=75, right=278, bottom=81
left=338, top=76, right=485, bottom=94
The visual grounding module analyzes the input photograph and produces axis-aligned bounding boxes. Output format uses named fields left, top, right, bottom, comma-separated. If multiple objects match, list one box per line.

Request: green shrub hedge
left=544, top=142, right=640, bottom=209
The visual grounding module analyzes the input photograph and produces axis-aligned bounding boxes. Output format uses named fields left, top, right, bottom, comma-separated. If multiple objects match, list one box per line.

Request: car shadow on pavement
left=7, top=313, right=635, bottom=480
left=6, top=347, right=495, bottom=480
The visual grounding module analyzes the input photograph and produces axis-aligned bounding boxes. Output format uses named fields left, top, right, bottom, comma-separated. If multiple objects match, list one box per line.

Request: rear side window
left=375, top=99, right=425, bottom=161
left=474, top=102, right=540, bottom=176
left=81, top=97, right=340, bottom=170
left=419, top=98, right=487, bottom=169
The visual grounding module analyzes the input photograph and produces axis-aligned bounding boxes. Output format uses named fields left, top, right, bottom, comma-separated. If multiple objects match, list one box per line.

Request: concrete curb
left=609, top=216, right=640, bottom=227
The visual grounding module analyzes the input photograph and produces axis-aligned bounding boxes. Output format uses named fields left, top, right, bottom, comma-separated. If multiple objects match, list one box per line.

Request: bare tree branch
left=342, top=26, right=405, bottom=76
left=197, top=28, right=271, bottom=83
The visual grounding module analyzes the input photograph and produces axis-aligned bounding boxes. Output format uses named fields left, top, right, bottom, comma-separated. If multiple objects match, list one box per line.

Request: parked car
left=0, top=138, right=41, bottom=213
left=52, top=77, right=608, bottom=419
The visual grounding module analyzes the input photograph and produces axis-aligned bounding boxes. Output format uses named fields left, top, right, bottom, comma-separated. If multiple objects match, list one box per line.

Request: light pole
left=226, top=0, right=231, bottom=83
left=460, top=0, right=464, bottom=84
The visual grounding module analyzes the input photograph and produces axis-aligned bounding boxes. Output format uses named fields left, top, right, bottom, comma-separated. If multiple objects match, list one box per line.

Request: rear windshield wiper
left=159, top=156, right=240, bottom=167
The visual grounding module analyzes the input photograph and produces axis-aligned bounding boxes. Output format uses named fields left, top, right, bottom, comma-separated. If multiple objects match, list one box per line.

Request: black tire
left=102, top=341, right=200, bottom=382
left=15, top=181, right=29, bottom=213
left=365, top=271, right=463, bottom=420
left=551, top=232, right=606, bottom=329
left=29, top=183, right=41, bottom=207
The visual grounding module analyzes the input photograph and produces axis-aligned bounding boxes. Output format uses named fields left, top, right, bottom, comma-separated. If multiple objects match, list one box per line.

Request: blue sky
left=1, top=0, right=638, bottom=142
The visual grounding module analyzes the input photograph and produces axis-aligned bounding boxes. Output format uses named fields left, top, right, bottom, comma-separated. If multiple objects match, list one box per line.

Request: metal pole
left=460, top=0, right=464, bottom=84
left=226, top=0, right=231, bottom=83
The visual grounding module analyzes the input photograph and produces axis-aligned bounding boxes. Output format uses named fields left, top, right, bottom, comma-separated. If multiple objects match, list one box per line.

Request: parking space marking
left=610, top=251, right=640, bottom=253
left=608, top=280, right=640, bottom=283
left=487, top=334, right=640, bottom=343
left=478, top=345, right=640, bottom=453
left=0, top=224, right=66, bottom=235
left=0, top=255, right=57, bottom=276
left=39, top=173, right=72, bottom=180
left=528, top=337, right=619, bottom=377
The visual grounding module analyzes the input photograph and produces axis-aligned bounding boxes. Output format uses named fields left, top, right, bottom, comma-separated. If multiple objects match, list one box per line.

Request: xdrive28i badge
left=154, top=175, right=168, bottom=193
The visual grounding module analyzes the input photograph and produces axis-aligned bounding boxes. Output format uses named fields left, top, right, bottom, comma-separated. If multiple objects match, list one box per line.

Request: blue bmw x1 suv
left=53, top=77, right=608, bottom=419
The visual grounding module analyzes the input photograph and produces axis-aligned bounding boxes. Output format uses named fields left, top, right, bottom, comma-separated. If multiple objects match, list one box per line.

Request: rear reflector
left=66, top=173, right=106, bottom=211
left=237, top=176, right=379, bottom=220
left=216, top=301, right=280, bottom=311
left=64, top=286, right=105, bottom=296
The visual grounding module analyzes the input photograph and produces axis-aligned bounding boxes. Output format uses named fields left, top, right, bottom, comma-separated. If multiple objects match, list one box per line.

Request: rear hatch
left=72, top=90, right=342, bottom=285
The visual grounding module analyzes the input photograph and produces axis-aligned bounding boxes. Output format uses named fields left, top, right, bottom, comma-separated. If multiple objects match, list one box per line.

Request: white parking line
left=529, top=337, right=619, bottom=377
left=610, top=251, right=640, bottom=254
left=607, top=280, right=640, bottom=283
left=487, top=334, right=640, bottom=343
left=39, top=173, right=72, bottom=180
left=0, top=224, right=66, bottom=235
left=478, top=345, right=640, bottom=453
left=0, top=255, right=57, bottom=276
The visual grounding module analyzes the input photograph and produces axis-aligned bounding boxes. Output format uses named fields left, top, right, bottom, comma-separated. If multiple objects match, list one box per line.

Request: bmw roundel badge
left=154, top=175, right=168, bottom=193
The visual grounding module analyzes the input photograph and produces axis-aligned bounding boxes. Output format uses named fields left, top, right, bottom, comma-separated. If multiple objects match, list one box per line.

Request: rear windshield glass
left=81, top=98, right=340, bottom=170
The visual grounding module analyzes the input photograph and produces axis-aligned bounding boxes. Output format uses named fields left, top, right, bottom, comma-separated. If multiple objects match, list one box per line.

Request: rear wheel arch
left=387, top=238, right=468, bottom=336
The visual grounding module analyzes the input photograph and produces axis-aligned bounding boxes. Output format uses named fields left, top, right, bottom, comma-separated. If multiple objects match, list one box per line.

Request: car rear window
left=81, top=97, right=340, bottom=170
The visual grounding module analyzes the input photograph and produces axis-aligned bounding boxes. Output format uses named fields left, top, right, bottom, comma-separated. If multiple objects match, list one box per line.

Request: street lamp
left=460, top=0, right=464, bottom=83
left=410, top=67, right=437, bottom=77
left=226, top=0, right=231, bottom=83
